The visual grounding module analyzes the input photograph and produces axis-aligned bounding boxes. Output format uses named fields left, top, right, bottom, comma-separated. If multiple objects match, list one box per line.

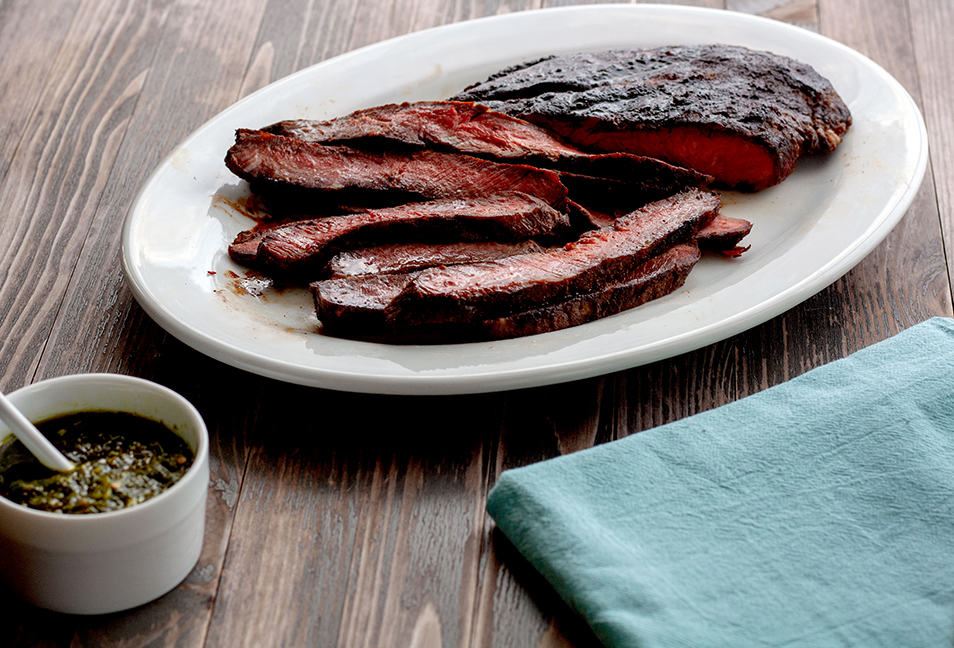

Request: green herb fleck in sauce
left=0, top=411, right=194, bottom=514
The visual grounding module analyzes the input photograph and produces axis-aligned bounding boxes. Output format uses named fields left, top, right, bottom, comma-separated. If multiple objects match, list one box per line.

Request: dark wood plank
left=727, top=0, right=818, bottom=30
left=809, top=0, right=952, bottom=341
left=237, top=0, right=364, bottom=97
left=474, top=378, right=613, bottom=648
left=0, top=0, right=169, bottom=393
left=0, top=0, right=81, bottom=186
left=1, top=1, right=271, bottom=647
left=31, top=0, right=270, bottom=382
left=908, top=0, right=954, bottom=289
left=238, top=0, right=543, bottom=101
left=203, top=388, right=500, bottom=648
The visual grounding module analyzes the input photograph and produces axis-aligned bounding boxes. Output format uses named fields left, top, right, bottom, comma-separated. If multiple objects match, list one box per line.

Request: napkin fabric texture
left=487, top=317, right=954, bottom=648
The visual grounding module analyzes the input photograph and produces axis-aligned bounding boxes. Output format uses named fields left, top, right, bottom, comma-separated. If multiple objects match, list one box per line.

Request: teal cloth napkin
left=487, top=317, right=954, bottom=647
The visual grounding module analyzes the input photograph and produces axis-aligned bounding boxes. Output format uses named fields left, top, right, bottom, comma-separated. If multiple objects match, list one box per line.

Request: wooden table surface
left=2, top=0, right=952, bottom=646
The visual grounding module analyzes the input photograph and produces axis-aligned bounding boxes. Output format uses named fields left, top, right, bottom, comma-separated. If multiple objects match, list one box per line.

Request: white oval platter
left=121, top=4, right=928, bottom=395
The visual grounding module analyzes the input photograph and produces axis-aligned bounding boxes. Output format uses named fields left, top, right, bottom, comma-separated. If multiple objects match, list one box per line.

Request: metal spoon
left=0, top=391, right=75, bottom=472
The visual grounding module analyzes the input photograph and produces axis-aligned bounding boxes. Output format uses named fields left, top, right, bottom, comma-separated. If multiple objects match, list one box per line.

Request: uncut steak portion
left=225, top=129, right=569, bottom=214
left=313, top=243, right=699, bottom=343
left=328, top=240, right=545, bottom=277
left=385, top=188, right=719, bottom=327
left=264, top=101, right=709, bottom=200
left=230, top=192, right=567, bottom=280
left=452, top=44, right=851, bottom=191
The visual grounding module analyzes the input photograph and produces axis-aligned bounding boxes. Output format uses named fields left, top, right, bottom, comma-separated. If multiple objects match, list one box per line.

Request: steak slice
left=224, top=129, right=569, bottom=213
left=313, top=272, right=418, bottom=338
left=385, top=188, right=719, bottom=327
left=231, top=192, right=568, bottom=280
left=452, top=44, right=851, bottom=191
left=313, top=243, right=699, bottom=343
left=479, top=242, right=699, bottom=340
left=264, top=101, right=587, bottom=162
left=264, top=101, right=709, bottom=198
left=229, top=224, right=282, bottom=265
left=582, top=210, right=753, bottom=254
left=265, top=101, right=708, bottom=215
left=328, top=240, right=545, bottom=277
left=696, top=215, right=753, bottom=256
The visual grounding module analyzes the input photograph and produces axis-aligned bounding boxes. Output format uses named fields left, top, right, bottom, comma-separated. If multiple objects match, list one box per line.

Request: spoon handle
left=0, top=393, right=75, bottom=472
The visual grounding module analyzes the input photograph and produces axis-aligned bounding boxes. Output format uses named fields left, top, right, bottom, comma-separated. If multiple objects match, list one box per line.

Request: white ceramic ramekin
left=0, top=374, right=209, bottom=615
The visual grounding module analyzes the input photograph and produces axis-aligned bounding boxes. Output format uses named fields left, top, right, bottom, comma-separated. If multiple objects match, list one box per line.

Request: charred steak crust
left=384, top=188, right=719, bottom=327
left=452, top=44, right=851, bottom=191
left=223, top=43, right=790, bottom=343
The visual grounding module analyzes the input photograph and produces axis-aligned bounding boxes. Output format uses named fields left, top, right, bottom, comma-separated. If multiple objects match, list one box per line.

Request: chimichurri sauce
left=0, top=411, right=194, bottom=514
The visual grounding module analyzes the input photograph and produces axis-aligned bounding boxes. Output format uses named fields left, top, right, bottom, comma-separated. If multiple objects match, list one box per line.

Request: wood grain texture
left=32, top=0, right=270, bottom=383
left=238, top=0, right=544, bottom=104
left=474, top=378, right=613, bottom=648
left=2, top=0, right=270, bottom=646
left=0, top=0, right=164, bottom=392
left=0, top=0, right=81, bottom=187
left=812, top=0, right=952, bottom=341
left=909, top=0, right=954, bottom=294
left=203, top=390, right=500, bottom=648
left=727, top=0, right=818, bottom=31
left=1, top=0, right=952, bottom=646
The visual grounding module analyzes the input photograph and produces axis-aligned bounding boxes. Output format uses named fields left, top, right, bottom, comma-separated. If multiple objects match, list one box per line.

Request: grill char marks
left=385, top=188, right=719, bottom=328
left=229, top=192, right=568, bottom=281
left=452, top=44, right=851, bottom=191
left=224, top=129, right=569, bottom=215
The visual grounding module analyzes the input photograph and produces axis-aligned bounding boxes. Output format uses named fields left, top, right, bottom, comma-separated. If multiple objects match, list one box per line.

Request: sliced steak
left=231, top=192, right=568, bottom=280
left=328, top=240, right=545, bottom=277
left=229, top=227, right=274, bottom=265
left=313, top=272, right=418, bottom=338
left=552, top=153, right=709, bottom=192
left=313, top=243, right=699, bottom=343
left=265, top=101, right=709, bottom=191
left=479, top=242, right=699, bottom=340
left=224, top=129, right=569, bottom=213
left=582, top=210, right=753, bottom=254
left=696, top=215, right=753, bottom=256
left=264, top=101, right=586, bottom=162
left=452, top=44, right=851, bottom=191
left=385, top=188, right=719, bottom=327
